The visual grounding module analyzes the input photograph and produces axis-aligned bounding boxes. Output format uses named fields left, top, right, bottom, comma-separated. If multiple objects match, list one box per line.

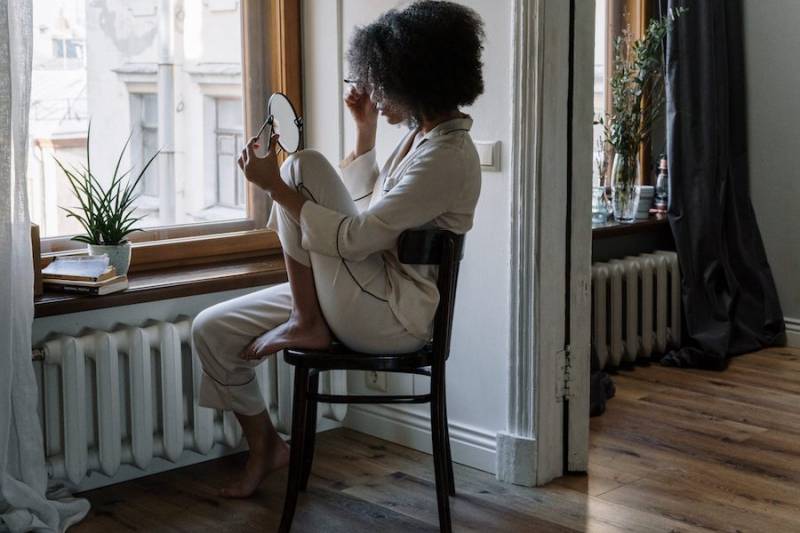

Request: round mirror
left=268, top=92, right=303, bottom=154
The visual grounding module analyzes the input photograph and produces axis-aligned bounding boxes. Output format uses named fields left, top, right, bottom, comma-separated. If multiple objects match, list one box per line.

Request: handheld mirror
left=267, top=92, right=303, bottom=154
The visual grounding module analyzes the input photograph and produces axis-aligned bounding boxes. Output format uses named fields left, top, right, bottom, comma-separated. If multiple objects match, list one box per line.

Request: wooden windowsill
left=592, top=214, right=669, bottom=240
left=34, top=255, right=288, bottom=319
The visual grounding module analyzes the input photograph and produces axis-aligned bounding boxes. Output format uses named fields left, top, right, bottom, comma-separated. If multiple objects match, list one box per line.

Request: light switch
left=475, top=141, right=501, bottom=172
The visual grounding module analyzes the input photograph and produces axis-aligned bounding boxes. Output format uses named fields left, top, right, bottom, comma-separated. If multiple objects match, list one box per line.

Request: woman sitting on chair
left=192, top=0, right=484, bottom=498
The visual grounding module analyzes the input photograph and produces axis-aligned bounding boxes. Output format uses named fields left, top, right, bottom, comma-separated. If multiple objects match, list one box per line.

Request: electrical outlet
left=365, top=370, right=387, bottom=392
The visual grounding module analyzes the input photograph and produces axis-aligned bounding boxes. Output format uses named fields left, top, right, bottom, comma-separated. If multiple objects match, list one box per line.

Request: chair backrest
left=397, top=229, right=465, bottom=363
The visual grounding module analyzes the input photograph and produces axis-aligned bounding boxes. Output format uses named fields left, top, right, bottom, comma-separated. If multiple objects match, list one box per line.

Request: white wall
left=302, top=0, right=513, bottom=473
left=743, top=0, right=800, bottom=346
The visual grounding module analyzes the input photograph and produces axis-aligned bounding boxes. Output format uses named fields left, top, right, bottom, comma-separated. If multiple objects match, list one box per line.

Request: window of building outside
left=28, top=0, right=247, bottom=240
left=215, top=98, right=246, bottom=209
left=131, top=93, right=159, bottom=198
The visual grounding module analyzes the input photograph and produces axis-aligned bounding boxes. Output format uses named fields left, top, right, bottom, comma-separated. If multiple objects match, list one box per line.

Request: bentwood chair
left=278, top=229, right=465, bottom=533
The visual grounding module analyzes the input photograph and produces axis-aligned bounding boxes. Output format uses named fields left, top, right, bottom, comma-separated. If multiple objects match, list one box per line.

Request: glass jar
left=592, top=186, right=609, bottom=224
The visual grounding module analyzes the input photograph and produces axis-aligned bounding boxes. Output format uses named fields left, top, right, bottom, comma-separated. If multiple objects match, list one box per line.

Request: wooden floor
left=73, top=347, right=800, bottom=532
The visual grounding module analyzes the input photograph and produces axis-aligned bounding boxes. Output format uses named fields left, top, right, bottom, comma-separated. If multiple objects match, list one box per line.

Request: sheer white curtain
left=0, top=0, right=89, bottom=530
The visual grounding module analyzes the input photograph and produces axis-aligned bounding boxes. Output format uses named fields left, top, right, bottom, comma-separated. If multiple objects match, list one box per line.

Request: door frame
left=497, top=0, right=593, bottom=486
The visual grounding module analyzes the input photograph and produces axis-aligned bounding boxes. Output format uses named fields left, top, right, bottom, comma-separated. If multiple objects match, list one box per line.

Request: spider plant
left=55, top=123, right=159, bottom=245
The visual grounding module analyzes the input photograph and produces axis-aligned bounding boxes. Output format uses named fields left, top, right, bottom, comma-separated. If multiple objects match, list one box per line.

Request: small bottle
left=653, top=157, right=668, bottom=213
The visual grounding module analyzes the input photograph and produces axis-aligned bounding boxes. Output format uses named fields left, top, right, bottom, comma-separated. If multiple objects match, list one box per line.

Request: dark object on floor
left=590, top=371, right=616, bottom=417
left=589, top=348, right=616, bottom=417
left=663, top=0, right=785, bottom=368
left=279, top=229, right=464, bottom=533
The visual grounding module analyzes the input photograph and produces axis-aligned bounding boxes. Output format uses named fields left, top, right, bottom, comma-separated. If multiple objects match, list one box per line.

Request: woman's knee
left=191, top=307, right=224, bottom=361
left=280, top=149, right=336, bottom=191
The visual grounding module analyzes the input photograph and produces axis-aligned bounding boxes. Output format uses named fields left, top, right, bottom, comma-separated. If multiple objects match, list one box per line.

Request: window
left=30, top=0, right=248, bottom=238
left=30, top=0, right=301, bottom=270
left=30, top=0, right=246, bottom=237
left=215, top=98, right=246, bottom=208
left=52, top=38, right=84, bottom=60
left=592, top=0, right=661, bottom=187
left=593, top=0, right=607, bottom=184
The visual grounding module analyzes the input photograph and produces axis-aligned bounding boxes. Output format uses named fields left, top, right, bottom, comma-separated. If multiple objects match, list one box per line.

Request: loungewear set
left=192, top=116, right=481, bottom=416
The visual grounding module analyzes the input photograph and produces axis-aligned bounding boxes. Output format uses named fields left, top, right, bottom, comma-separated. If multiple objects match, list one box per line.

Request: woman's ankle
left=289, top=311, right=330, bottom=332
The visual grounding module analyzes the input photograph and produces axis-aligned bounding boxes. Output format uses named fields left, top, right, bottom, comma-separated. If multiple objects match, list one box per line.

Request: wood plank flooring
left=72, top=347, right=800, bottom=532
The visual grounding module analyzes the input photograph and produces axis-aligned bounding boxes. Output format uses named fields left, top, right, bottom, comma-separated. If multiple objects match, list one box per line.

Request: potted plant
left=54, top=125, right=159, bottom=276
left=603, top=8, right=685, bottom=222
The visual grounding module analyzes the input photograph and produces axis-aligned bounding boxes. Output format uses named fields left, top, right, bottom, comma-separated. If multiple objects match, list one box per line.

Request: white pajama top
left=298, top=116, right=481, bottom=340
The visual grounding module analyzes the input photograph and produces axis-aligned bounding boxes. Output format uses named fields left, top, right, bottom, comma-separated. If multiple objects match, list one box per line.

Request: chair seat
left=284, top=342, right=433, bottom=371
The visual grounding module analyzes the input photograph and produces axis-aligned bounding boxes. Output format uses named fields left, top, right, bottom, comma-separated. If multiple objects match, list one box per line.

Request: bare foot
left=241, top=316, right=333, bottom=360
left=218, top=439, right=290, bottom=499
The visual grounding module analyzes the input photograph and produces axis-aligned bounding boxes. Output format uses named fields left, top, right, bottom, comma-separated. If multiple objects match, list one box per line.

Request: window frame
left=38, top=0, right=302, bottom=266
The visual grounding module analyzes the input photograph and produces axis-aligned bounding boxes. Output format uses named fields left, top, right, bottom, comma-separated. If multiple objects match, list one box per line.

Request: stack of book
left=42, top=256, right=129, bottom=296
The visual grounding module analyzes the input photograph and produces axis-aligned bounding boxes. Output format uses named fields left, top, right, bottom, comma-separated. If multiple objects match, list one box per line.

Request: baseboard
left=495, top=432, right=537, bottom=486
left=785, top=317, right=800, bottom=348
left=344, top=404, right=497, bottom=474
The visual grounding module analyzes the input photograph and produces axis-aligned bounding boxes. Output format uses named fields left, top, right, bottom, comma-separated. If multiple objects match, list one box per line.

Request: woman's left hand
left=238, top=133, right=282, bottom=193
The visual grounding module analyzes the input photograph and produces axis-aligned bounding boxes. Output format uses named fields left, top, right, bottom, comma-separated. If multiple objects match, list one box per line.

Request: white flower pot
left=88, top=242, right=132, bottom=276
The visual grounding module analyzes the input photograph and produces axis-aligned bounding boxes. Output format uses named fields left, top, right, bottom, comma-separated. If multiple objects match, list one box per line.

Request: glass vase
left=591, top=186, right=609, bottom=224
left=610, top=152, right=641, bottom=223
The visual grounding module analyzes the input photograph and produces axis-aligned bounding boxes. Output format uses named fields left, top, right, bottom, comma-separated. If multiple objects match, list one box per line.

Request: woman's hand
left=239, top=132, right=307, bottom=220
left=238, top=133, right=281, bottom=193
left=345, top=84, right=378, bottom=129
left=345, top=85, right=378, bottom=157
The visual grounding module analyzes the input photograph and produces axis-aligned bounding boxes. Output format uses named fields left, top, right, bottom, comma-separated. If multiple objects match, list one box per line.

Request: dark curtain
left=663, top=0, right=785, bottom=369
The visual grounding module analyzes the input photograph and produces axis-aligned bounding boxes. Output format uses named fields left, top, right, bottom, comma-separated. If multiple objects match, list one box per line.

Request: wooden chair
left=278, top=229, right=465, bottom=533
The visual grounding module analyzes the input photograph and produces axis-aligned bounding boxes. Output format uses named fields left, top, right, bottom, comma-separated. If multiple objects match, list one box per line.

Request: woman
left=192, top=0, right=485, bottom=498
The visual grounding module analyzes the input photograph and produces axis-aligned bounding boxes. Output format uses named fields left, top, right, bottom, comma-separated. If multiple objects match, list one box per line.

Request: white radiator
left=36, top=317, right=307, bottom=486
left=591, top=251, right=681, bottom=369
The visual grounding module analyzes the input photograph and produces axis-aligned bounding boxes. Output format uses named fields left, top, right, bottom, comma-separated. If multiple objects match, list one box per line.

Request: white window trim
left=194, top=73, right=245, bottom=212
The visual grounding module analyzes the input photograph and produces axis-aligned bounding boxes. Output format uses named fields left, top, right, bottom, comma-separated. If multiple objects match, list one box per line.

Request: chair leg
left=279, top=367, right=310, bottom=533
left=300, top=372, right=319, bottom=491
left=430, top=367, right=452, bottom=533
left=441, top=379, right=456, bottom=497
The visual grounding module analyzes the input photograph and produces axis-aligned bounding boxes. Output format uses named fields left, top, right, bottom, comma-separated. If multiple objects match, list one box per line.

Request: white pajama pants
left=192, top=150, right=425, bottom=416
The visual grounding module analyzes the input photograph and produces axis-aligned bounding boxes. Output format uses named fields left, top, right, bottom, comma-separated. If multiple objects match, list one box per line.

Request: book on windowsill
left=42, top=255, right=115, bottom=282
left=42, top=265, right=118, bottom=283
left=43, top=275, right=129, bottom=296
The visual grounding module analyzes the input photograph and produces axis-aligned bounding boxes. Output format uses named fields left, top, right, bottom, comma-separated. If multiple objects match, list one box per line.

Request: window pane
left=142, top=93, right=158, bottom=127
left=141, top=125, right=159, bottom=196
left=215, top=100, right=246, bottom=209
left=28, top=0, right=246, bottom=238
left=217, top=99, right=243, bottom=130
